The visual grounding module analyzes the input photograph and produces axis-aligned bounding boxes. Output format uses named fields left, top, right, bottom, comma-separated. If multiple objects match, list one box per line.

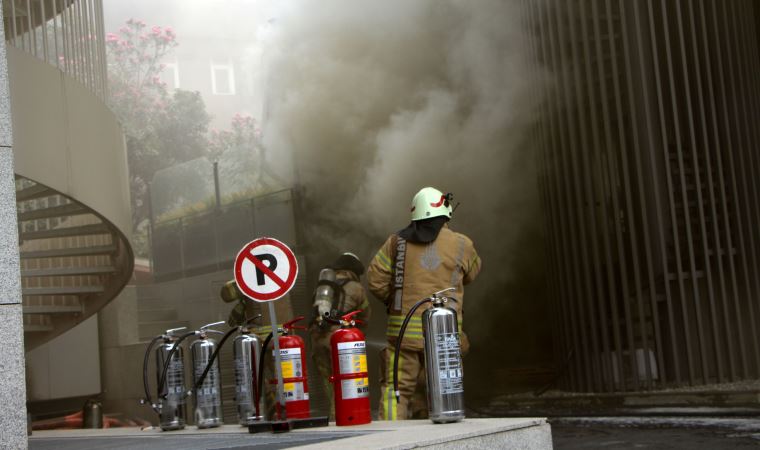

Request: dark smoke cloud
left=261, top=1, right=553, bottom=381
left=263, top=0, right=545, bottom=278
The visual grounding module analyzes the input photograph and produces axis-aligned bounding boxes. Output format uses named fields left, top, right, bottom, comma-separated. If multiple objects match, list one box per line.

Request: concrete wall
left=7, top=47, right=132, bottom=239
left=0, top=6, right=28, bottom=450
left=25, top=317, right=100, bottom=401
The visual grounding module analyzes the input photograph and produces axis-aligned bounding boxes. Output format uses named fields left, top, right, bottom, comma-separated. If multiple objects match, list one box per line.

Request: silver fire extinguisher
left=143, top=326, right=195, bottom=431
left=190, top=321, right=225, bottom=428
left=394, top=287, right=464, bottom=423
left=233, top=322, right=264, bottom=425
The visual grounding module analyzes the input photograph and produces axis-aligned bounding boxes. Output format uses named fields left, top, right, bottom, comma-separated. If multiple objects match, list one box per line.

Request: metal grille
left=3, top=0, right=108, bottom=99
left=528, top=0, right=760, bottom=392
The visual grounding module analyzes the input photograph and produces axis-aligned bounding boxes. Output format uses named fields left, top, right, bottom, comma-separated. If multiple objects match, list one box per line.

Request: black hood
left=397, top=216, right=449, bottom=244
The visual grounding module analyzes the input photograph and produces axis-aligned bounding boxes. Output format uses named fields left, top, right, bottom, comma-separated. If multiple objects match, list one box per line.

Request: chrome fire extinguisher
left=142, top=326, right=195, bottom=431
left=190, top=321, right=226, bottom=428
left=261, top=316, right=311, bottom=420
left=232, top=316, right=265, bottom=425
left=394, top=287, right=464, bottom=423
left=328, top=310, right=371, bottom=426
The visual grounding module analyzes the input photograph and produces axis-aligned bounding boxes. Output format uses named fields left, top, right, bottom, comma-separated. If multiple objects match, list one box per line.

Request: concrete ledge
left=29, top=418, right=551, bottom=450
left=293, top=418, right=552, bottom=449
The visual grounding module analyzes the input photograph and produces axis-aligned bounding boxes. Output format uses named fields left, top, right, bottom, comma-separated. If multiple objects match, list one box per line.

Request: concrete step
left=23, top=304, right=82, bottom=314
left=20, top=244, right=116, bottom=259
left=137, top=296, right=165, bottom=311
left=21, top=265, right=115, bottom=277
left=17, top=202, right=88, bottom=221
left=138, top=307, right=178, bottom=323
left=22, top=285, right=104, bottom=296
left=15, top=184, right=54, bottom=202
left=20, top=223, right=111, bottom=241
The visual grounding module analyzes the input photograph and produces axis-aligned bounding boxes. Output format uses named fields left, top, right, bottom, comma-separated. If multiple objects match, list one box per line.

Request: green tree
left=106, top=19, right=211, bottom=254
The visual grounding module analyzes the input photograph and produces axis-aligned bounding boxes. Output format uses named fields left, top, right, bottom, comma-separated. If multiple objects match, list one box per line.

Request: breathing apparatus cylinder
left=266, top=316, right=311, bottom=419
left=313, top=268, right=337, bottom=325
left=329, top=311, right=371, bottom=426
left=151, top=327, right=189, bottom=431
left=394, top=287, right=464, bottom=423
left=233, top=323, right=264, bottom=425
left=190, top=321, right=226, bottom=428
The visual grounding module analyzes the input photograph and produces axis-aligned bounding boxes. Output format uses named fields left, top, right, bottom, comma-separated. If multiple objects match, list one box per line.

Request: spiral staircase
left=5, top=0, right=134, bottom=351
left=16, top=177, right=133, bottom=350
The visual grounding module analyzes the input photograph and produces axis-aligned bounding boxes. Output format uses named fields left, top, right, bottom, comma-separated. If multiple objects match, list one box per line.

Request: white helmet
left=410, top=187, right=453, bottom=221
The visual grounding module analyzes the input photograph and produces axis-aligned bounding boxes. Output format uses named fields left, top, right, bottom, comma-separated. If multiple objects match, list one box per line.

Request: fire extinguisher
left=189, top=316, right=265, bottom=426
left=142, top=326, right=194, bottom=431
left=261, top=316, right=311, bottom=420
left=328, top=310, right=371, bottom=426
left=189, top=321, right=226, bottom=429
left=394, top=287, right=464, bottom=423
left=232, top=316, right=265, bottom=425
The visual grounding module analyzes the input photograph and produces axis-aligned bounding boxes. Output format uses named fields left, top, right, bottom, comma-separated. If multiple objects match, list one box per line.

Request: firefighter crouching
left=308, top=253, right=371, bottom=420
left=367, top=187, right=481, bottom=420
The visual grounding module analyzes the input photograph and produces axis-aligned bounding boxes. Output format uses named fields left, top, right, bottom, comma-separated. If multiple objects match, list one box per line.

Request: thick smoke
left=262, top=0, right=544, bottom=280
left=260, top=1, right=552, bottom=384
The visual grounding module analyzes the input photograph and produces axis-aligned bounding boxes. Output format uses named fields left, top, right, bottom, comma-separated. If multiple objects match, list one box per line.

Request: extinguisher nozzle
left=394, top=390, right=401, bottom=403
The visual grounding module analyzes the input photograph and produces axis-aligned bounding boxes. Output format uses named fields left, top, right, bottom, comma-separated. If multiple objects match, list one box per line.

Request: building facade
left=530, top=0, right=760, bottom=392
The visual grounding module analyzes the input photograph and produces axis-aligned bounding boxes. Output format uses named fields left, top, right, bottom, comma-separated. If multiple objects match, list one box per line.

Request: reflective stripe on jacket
left=367, top=225, right=480, bottom=351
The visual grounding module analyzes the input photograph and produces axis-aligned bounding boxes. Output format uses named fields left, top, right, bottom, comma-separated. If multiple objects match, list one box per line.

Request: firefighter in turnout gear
left=308, top=252, right=371, bottom=420
left=367, top=187, right=481, bottom=420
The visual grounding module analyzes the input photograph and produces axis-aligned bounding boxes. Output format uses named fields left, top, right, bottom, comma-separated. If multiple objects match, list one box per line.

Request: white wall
left=26, top=316, right=101, bottom=401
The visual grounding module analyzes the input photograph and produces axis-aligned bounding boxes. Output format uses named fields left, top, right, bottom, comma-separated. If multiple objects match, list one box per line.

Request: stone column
left=0, top=6, right=28, bottom=449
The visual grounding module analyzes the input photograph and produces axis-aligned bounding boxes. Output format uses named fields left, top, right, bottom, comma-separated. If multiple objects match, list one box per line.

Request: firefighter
left=367, top=187, right=481, bottom=420
left=308, top=252, right=371, bottom=420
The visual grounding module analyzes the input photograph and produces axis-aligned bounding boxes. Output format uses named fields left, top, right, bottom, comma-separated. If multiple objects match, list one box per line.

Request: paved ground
left=552, top=417, right=760, bottom=449
left=29, top=431, right=362, bottom=450
left=28, top=418, right=549, bottom=449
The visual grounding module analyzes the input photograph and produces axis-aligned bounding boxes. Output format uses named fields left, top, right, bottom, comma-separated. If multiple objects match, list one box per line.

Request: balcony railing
left=3, top=0, right=107, bottom=100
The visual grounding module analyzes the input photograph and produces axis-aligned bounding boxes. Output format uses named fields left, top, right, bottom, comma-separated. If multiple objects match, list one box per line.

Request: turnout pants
left=378, top=346, right=428, bottom=420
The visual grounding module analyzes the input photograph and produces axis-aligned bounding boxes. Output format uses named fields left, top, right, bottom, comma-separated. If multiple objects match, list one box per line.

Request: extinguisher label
left=337, top=341, right=368, bottom=374
left=282, top=381, right=308, bottom=401
left=435, top=332, right=464, bottom=394
left=167, top=359, right=186, bottom=404
left=341, top=377, right=370, bottom=400
left=234, top=359, right=253, bottom=405
left=276, top=347, right=304, bottom=378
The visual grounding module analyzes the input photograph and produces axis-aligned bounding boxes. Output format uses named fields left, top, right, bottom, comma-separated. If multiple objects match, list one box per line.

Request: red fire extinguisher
left=329, top=310, right=371, bottom=426
left=268, top=316, right=311, bottom=419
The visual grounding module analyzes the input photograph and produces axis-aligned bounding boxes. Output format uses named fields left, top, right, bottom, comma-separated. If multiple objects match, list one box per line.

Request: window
left=211, top=61, right=235, bottom=95
left=161, top=62, right=180, bottom=90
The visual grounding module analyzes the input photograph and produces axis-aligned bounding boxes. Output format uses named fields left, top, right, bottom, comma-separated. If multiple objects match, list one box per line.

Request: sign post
left=234, top=237, right=299, bottom=424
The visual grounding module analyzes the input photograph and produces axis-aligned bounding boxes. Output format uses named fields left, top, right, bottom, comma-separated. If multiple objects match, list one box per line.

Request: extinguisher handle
left=340, top=310, right=363, bottom=322
left=283, top=316, right=306, bottom=331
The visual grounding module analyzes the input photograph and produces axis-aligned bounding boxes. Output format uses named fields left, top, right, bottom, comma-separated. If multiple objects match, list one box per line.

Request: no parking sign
left=234, top=237, right=298, bottom=302
left=233, top=237, right=299, bottom=420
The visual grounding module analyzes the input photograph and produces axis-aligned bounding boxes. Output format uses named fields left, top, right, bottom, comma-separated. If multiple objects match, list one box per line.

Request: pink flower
left=106, top=33, right=119, bottom=42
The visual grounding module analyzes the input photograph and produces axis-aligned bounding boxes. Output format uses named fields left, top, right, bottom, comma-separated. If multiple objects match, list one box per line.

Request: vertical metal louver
left=527, top=0, right=760, bottom=392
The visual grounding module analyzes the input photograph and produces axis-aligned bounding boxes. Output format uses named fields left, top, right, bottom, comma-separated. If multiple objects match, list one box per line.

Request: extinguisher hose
left=190, top=326, right=238, bottom=395
left=393, top=298, right=432, bottom=403
left=142, top=334, right=165, bottom=414
left=257, top=332, right=274, bottom=406
left=157, top=331, right=197, bottom=398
